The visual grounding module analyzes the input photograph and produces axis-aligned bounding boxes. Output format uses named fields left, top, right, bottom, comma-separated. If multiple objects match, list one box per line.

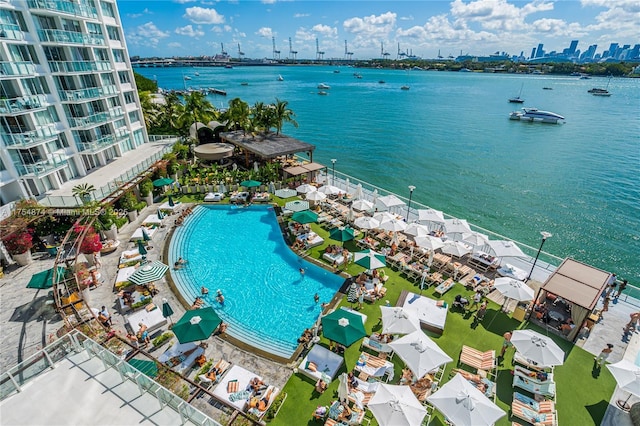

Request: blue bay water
left=139, top=65, right=640, bottom=285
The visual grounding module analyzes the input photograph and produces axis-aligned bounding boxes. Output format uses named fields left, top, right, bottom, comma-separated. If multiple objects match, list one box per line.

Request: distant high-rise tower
left=535, top=43, right=545, bottom=58
left=0, top=0, right=148, bottom=202
left=568, top=40, right=579, bottom=55
left=531, top=47, right=536, bottom=59
left=606, top=43, right=618, bottom=59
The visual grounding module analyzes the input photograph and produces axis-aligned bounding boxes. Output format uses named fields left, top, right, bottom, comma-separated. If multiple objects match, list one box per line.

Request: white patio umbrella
left=511, top=329, right=565, bottom=367
left=485, top=240, right=526, bottom=258
left=427, top=374, right=506, bottom=426
left=373, top=211, right=397, bottom=225
left=371, top=188, right=379, bottom=206
left=284, top=200, right=309, bottom=212
left=417, top=208, right=445, bottom=226
left=444, top=218, right=472, bottom=235
left=305, top=191, right=327, bottom=202
left=376, top=194, right=406, bottom=211
left=379, top=219, right=407, bottom=233
left=403, top=223, right=430, bottom=238
left=337, top=372, right=350, bottom=403
left=354, top=183, right=364, bottom=200
left=354, top=216, right=380, bottom=231
left=369, top=384, right=427, bottom=426
left=440, top=241, right=472, bottom=258
left=414, top=236, right=445, bottom=251
left=493, top=277, right=534, bottom=302
left=296, top=183, right=317, bottom=194
left=344, top=177, right=350, bottom=194
left=318, top=184, right=341, bottom=195
left=607, top=359, right=640, bottom=410
left=275, top=188, right=297, bottom=198
left=218, top=182, right=227, bottom=193
left=346, top=205, right=355, bottom=223
left=380, top=306, right=421, bottom=335
left=462, top=232, right=490, bottom=247
left=389, top=330, right=453, bottom=378
left=352, top=199, right=374, bottom=212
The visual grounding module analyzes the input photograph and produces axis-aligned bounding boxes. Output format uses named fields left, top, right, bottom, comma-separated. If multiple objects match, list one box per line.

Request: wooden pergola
left=219, top=130, right=316, bottom=167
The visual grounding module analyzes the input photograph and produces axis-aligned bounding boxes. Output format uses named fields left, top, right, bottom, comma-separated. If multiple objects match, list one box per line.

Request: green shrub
left=265, top=392, right=287, bottom=420
left=130, top=297, right=152, bottom=310
left=152, top=332, right=173, bottom=347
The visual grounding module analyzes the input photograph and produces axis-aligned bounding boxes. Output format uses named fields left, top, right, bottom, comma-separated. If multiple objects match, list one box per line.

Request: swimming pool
left=169, top=205, right=344, bottom=358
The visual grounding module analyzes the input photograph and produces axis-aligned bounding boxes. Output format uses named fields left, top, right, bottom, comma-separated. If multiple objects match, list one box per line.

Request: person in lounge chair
left=452, top=369, right=488, bottom=393
left=248, top=387, right=274, bottom=411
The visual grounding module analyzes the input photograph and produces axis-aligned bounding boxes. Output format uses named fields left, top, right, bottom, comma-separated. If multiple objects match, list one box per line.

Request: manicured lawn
left=269, top=216, right=616, bottom=426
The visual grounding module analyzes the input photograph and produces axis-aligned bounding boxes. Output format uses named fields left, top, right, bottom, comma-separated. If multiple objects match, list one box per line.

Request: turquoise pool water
left=168, top=205, right=344, bottom=358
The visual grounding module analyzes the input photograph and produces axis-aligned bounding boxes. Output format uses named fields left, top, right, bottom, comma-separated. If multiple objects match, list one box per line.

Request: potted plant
left=119, top=191, right=139, bottom=222
left=74, top=224, right=102, bottom=266
left=139, top=178, right=154, bottom=205
left=3, top=228, right=34, bottom=266
left=72, top=183, right=96, bottom=205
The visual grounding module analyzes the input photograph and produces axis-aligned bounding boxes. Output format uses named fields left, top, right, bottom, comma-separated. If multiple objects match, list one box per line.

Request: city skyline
left=118, top=0, right=639, bottom=60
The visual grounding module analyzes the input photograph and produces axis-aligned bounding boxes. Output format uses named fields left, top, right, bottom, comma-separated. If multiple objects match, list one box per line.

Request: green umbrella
left=141, top=227, right=151, bottom=242
left=321, top=309, right=367, bottom=347
left=136, top=240, right=148, bottom=258
left=240, top=180, right=262, bottom=188
left=168, top=194, right=175, bottom=207
left=26, top=266, right=66, bottom=289
left=329, top=227, right=356, bottom=245
left=162, top=298, right=174, bottom=324
left=157, top=208, right=165, bottom=220
left=153, top=177, right=174, bottom=187
left=354, top=249, right=386, bottom=270
left=292, top=210, right=318, bottom=224
left=127, top=358, right=158, bottom=377
left=128, top=260, right=169, bottom=285
left=172, top=307, right=222, bottom=344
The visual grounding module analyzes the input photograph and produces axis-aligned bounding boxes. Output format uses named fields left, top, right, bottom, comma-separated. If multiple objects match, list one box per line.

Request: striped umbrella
left=129, top=260, right=169, bottom=285
left=285, top=200, right=309, bottom=212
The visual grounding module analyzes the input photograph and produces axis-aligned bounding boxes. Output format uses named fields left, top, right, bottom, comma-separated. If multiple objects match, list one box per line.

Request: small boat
left=459, top=68, right=472, bottom=72
left=333, top=70, right=340, bottom=73
left=580, top=74, right=591, bottom=79
left=277, top=75, right=284, bottom=81
left=542, top=87, right=553, bottom=90
left=317, top=83, right=330, bottom=89
left=509, top=83, right=525, bottom=103
left=317, top=91, right=328, bottom=95
left=400, top=85, right=410, bottom=90
left=194, top=72, right=200, bottom=77
left=183, top=76, right=191, bottom=80
left=353, top=73, right=362, bottom=79
left=240, top=82, right=249, bottom=86
left=589, top=76, right=612, bottom=96
left=509, top=107, right=564, bottom=124
left=378, top=80, right=385, bottom=84
left=225, top=64, right=233, bottom=69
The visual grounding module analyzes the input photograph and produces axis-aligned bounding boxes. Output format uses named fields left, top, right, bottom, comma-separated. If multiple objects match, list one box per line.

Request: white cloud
left=175, top=25, right=204, bottom=38
left=256, top=27, right=274, bottom=38
left=343, top=12, right=397, bottom=37
left=183, top=6, right=225, bottom=24
left=311, top=24, right=338, bottom=38
left=581, top=0, right=640, bottom=38
left=174, top=0, right=196, bottom=3
left=168, top=42, right=182, bottom=48
left=262, top=0, right=277, bottom=4
left=294, top=13, right=310, bottom=18
left=400, top=15, right=414, bottom=21
left=127, top=22, right=169, bottom=48
left=450, top=0, right=554, bottom=31
left=223, top=25, right=232, bottom=32
left=127, top=8, right=152, bottom=19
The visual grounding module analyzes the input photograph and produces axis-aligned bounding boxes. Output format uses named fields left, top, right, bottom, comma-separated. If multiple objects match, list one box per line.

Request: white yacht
left=509, top=108, right=564, bottom=124
left=277, top=75, right=284, bottom=81
left=317, top=83, right=330, bottom=89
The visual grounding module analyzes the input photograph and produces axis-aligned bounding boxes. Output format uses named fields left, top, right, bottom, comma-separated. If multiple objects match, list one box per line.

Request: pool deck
left=0, top=202, right=293, bottom=422
left=1, top=200, right=637, bottom=423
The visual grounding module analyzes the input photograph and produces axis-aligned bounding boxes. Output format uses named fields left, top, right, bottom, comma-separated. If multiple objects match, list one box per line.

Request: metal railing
left=0, top=330, right=221, bottom=426
left=49, top=60, right=111, bottom=74
left=15, top=154, right=68, bottom=177
left=27, top=0, right=98, bottom=19
left=0, top=61, right=36, bottom=77
left=1, top=125, right=60, bottom=148
left=37, top=29, right=104, bottom=46
left=0, top=23, right=24, bottom=41
left=0, top=95, right=47, bottom=113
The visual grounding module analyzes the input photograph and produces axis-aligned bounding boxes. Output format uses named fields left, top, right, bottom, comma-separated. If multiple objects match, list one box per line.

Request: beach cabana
left=533, top=257, right=610, bottom=341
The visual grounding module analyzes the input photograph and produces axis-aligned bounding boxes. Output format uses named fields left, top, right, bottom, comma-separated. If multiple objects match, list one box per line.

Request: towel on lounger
left=229, top=390, right=250, bottom=402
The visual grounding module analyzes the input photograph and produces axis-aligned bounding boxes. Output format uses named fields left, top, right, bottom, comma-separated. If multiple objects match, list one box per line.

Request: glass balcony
left=49, top=60, right=111, bottom=73
left=0, top=61, right=36, bottom=77
left=76, top=135, right=119, bottom=152
left=16, top=154, right=68, bottom=177
left=58, top=87, right=101, bottom=101
left=68, top=111, right=109, bottom=128
left=38, top=29, right=104, bottom=46
left=2, top=125, right=60, bottom=148
left=27, top=0, right=98, bottom=19
left=0, top=23, right=25, bottom=41
left=0, top=95, right=47, bottom=114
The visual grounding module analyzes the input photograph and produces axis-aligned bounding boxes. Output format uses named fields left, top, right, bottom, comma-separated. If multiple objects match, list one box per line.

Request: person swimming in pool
left=216, top=289, right=225, bottom=305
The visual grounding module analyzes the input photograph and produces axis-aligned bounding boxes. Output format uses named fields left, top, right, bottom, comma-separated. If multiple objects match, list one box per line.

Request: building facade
left=0, top=0, right=149, bottom=204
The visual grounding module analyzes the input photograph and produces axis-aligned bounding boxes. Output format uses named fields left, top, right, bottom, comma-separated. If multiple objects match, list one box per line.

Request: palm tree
left=72, top=183, right=96, bottom=204
left=176, top=92, right=218, bottom=141
left=222, top=98, right=251, bottom=135
left=272, top=98, right=298, bottom=135
left=138, top=91, right=159, bottom=131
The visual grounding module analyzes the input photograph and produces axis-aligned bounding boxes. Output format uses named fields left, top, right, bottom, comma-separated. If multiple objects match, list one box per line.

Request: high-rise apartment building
left=535, top=43, right=544, bottom=58
left=0, top=0, right=149, bottom=204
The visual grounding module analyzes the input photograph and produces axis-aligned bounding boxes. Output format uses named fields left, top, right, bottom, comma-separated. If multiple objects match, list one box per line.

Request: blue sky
left=117, top=0, right=639, bottom=59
